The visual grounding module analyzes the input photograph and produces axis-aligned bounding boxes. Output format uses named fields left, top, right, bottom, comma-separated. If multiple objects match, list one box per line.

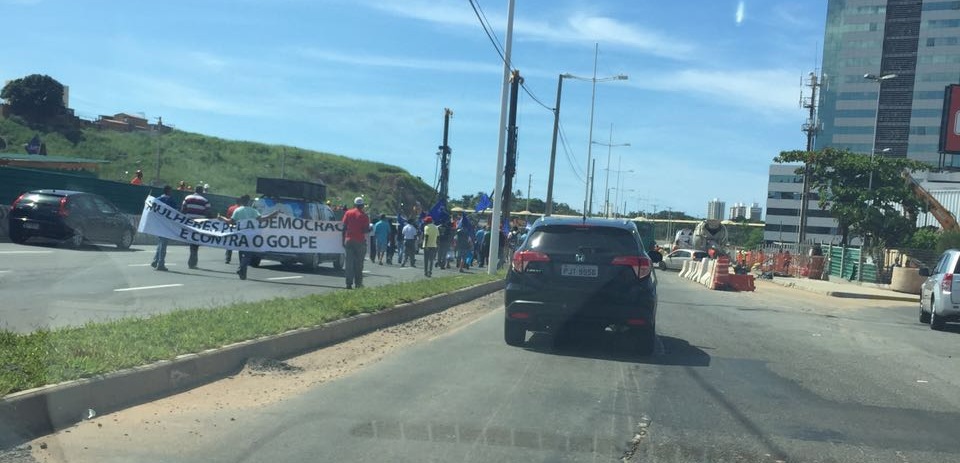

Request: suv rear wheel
left=69, top=228, right=85, bottom=248
left=930, top=308, right=947, bottom=330
left=9, top=228, right=28, bottom=244
left=919, top=300, right=931, bottom=324
left=116, top=229, right=133, bottom=250
left=504, top=320, right=526, bottom=346
left=628, top=327, right=656, bottom=355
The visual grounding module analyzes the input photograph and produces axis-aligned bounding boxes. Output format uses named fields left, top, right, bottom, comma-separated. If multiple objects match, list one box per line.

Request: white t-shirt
left=402, top=223, right=418, bottom=240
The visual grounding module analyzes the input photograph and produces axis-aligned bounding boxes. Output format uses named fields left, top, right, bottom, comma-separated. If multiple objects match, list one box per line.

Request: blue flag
left=397, top=212, right=406, bottom=227
left=475, top=192, right=492, bottom=212
left=429, top=199, right=450, bottom=225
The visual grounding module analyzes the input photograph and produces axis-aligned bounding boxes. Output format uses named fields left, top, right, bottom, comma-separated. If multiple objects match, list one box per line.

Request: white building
left=729, top=203, right=748, bottom=221
left=764, top=164, right=841, bottom=244
left=707, top=199, right=725, bottom=221
left=748, top=203, right=763, bottom=222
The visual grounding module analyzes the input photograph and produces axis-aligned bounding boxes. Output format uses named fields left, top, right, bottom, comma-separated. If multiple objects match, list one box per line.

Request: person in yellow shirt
left=422, top=216, right=439, bottom=277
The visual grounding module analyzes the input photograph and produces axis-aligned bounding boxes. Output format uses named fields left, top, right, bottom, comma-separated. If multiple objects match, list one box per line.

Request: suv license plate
left=23, top=222, right=39, bottom=230
left=561, top=264, right=598, bottom=277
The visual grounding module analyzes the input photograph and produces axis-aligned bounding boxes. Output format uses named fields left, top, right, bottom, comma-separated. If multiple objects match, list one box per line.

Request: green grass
left=0, top=116, right=436, bottom=213
left=0, top=272, right=503, bottom=397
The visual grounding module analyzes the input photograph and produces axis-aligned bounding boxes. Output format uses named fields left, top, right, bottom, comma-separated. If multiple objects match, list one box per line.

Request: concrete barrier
left=0, top=279, right=506, bottom=447
left=679, top=260, right=691, bottom=278
left=890, top=266, right=923, bottom=294
left=698, top=259, right=715, bottom=286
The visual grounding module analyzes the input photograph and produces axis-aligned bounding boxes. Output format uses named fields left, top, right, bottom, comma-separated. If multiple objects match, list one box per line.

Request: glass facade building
left=817, top=0, right=960, bottom=168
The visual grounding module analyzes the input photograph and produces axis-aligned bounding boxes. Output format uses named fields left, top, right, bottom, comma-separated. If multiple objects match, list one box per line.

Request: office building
left=748, top=203, right=763, bottom=222
left=816, top=0, right=960, bottom=168
left=764, top=164, right=842, bottom=244
left=729, top=203, right=748, bottom=221
left=707, top=199, right=725, bottom=221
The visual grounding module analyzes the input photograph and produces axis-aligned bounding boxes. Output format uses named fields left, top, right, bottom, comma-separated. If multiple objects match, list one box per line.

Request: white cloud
left=292, top=48, right=502, bottom=74
left=631, top=68, right=802, bottom=115
left=360, top=0, right=694, bottom=59
left=117, top=74, right=267, bottom=118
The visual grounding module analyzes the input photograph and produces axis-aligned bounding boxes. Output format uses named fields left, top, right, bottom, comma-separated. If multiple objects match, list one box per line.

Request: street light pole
left=603, top=123, right=613, bottom=217
left=584, top=43, right=599, bottom=216
left=863, top=72, right=897, bottom=191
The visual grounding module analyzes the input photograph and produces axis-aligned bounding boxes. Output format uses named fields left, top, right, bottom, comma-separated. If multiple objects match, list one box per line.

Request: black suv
left=8, top=190, right=136, bottom=249
left=504, top=217, right=662, bottom=353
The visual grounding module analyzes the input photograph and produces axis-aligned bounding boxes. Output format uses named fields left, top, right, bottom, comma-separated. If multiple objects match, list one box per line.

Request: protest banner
left=138, top=196, right=345, bottom=253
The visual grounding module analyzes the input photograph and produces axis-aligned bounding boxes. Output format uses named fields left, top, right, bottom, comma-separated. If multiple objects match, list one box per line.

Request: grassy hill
left=0, top=116, right=436, bottom=214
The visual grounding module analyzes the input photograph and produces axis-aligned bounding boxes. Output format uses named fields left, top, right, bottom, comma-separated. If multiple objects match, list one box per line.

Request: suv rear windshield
left=525, top=225, right=639, bottom=254
left=253, top=197, right=307, bottom=219
left=19, top=193, right=64, bottom=206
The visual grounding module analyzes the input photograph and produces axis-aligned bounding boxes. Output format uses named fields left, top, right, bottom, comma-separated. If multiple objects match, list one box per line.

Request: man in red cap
left=421, top=216, right=439, bottom=277
left=341, top=196, right=370, bottom=289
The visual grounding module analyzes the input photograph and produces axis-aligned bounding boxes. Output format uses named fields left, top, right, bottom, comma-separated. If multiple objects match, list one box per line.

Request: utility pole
left=526, top=173, right=531, bottom=212
left=545, top=74, right=566, bottom=216
left=603, top=123, right=613, bottom=217
left=583, top=43, right=599, bottom=216
left=499, top=70, right=522, bottom=249
left=488, top=0, right=515, bottom=275
left=798, top=71, right=822, bottom=244
left=587, top=159, right=597, bottom=216
left=438, top=108, right=453, bottom=203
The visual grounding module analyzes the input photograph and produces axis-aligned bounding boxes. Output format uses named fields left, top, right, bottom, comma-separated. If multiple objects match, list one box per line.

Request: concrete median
left=0, top=278, right=505, bottom=447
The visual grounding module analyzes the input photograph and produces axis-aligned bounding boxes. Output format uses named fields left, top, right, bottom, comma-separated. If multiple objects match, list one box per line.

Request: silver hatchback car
left=919, top=249, right=960, bottom=330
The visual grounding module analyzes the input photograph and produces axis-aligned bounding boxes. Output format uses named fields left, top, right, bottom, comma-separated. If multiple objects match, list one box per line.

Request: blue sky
left=0, top=0, right=826, bottom=217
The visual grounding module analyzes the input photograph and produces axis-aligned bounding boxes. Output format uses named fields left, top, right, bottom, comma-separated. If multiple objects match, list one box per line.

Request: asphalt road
left=0, top=241, right=449, bottom=332
left=52, top=271, right=960, bottom=463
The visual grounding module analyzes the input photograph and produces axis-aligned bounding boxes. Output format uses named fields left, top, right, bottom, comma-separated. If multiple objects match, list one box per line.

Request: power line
left=469, top=0, right=553, bottom=114
left=558, top=121, right=585, bottom=183
left=521, top=83, right=553, bottom=111
left=468, top=0, right=507, bottom=65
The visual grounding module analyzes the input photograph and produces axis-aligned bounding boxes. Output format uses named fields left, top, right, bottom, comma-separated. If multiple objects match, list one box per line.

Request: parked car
left=918, top=249, right=960, bottom=330
left=504, top=217, right=662, bottom=353
left=660, top=248, right=709, bottom=271
left=8, top=189, right=136, bottom=249
left=247, top=196, right=343, bottom=271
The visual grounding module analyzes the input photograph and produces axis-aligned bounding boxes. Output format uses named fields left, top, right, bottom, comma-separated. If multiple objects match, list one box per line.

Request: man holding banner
left=342, top=197, right=370, bottom=289
left=181, top=185, right=213, bottom=269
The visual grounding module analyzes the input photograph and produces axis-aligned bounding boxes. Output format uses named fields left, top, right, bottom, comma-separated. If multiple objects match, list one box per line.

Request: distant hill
left=0, top=116, right=436, bottom=215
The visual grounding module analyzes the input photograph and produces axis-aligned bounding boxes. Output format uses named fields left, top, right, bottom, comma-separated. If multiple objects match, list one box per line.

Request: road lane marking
left=114, top=284, right=184, bottom=292
left=917, top=380, right=929, bottom=383
left=0, top=270, right=10, bottom=273
left=266, top=276, right=303, bottom=281
left=0, top=250, right=53, bottom=254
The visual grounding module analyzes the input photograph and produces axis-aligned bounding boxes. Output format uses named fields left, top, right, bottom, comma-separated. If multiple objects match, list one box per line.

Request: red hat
left=424, top=216, right=433, bottom=223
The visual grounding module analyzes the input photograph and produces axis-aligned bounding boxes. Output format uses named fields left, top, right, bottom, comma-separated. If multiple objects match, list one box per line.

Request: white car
left=918, top=249, right=960, bottom=330
left=660, top=249, right=709, bottom=271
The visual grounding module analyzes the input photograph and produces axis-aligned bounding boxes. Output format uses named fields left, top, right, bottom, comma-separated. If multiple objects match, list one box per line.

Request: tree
left=1, top=74, right=67, bottom=123
left=774, top=147, right=929, bottom=248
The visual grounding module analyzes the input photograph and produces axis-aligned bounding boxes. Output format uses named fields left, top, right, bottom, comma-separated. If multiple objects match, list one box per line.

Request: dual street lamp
left=545, top=45, right=628, bottom=216
left=592, top=124, right=630, bottom=218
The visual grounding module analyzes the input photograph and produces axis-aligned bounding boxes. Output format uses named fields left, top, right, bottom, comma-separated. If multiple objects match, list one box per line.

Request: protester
left=395, top=222, right=405, bottom=265
left=223, top=196, right=243, bottom=264
left=479, top=226, right=491, bottom=268
left=387, top=221, right=397, bottom=265
left=225, top=196, right=260, bottom=280
left=341, top=197, right=370, bottom=289
left=401, top=220, right=418, bottom=267
left=474, top=226, right=486, bottom=268
left=130, top=169, right=143, bottom=185
left=436, top=222, right=452, bottom=270
left=422, top=216, right=439, bottom=277
left=177, top=180, right=188, bottom=191
left=150, top=185, right=177, bottom=271
left=373, top=214, right=390, bottom=265
left=181, top=185, right=212, bottom=269
left=454, top=225, right=471, bottom=272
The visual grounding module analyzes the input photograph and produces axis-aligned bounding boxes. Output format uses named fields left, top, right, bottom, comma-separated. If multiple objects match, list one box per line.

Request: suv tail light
left=612, top=255, right=652, bottom=279
left=11, top=194, right=25, bottom=209
left=512, top=250, right=550, bottom=273
left=942, top=273, right=953, bottom=293
left=58, top=197, right=70, bottom=217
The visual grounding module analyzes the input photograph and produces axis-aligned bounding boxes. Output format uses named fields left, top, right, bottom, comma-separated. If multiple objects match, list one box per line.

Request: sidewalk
left=758, top=275, right=919, bottom=303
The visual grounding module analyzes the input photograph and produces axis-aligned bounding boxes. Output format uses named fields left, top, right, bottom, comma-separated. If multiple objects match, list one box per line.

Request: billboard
left=940, top=84, right=960, bottom=155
